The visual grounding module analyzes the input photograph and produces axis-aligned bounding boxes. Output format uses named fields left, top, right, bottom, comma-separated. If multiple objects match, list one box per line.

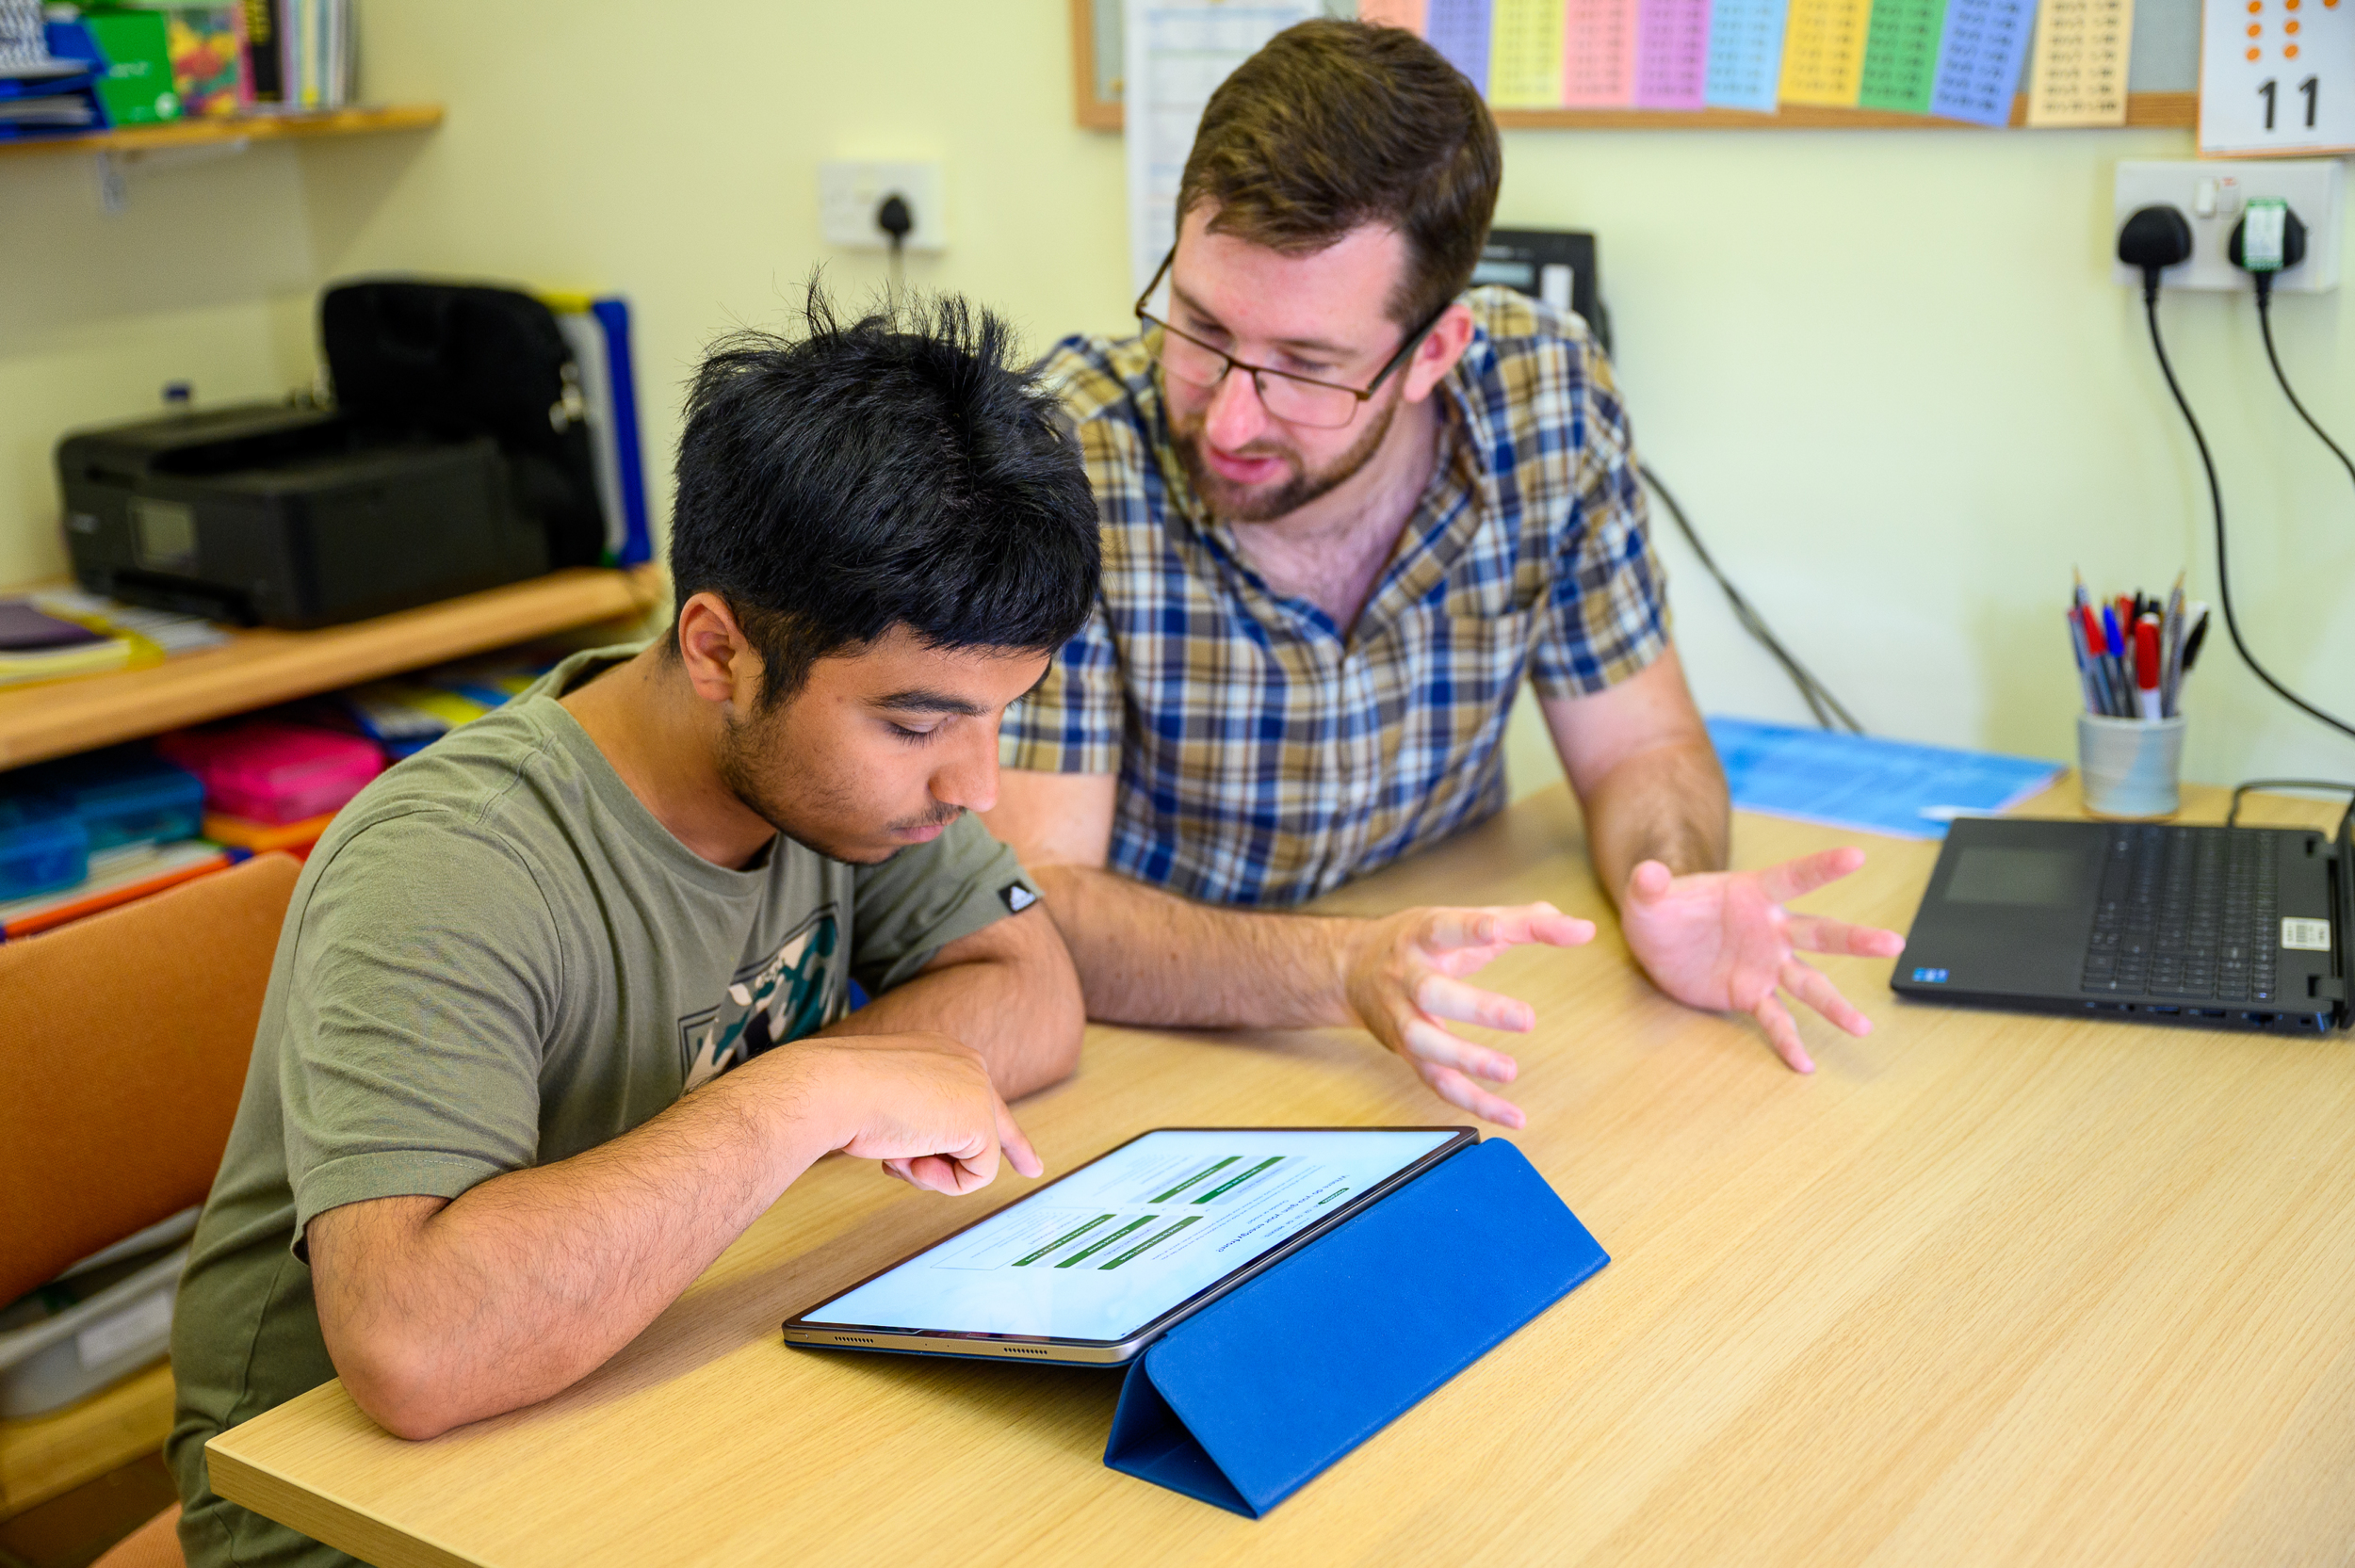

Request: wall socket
left=2112, top=159, right=2343, bottom=295
left=818, top=161, right=945, bottom=251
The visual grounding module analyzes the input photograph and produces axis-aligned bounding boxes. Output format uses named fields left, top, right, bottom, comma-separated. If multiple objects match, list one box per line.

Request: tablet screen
left=796, top=1128, right=1467, bottom=1344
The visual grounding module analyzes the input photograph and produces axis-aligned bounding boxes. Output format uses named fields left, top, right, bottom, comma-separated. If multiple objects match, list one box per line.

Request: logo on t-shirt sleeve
left=1000, top=881, right=1038, bottom=913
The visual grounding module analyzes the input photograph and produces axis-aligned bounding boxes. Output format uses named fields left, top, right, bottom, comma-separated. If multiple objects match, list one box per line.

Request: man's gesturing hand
left=1618, top=848, right=1906, bottom=1073
left=798, top=1033, right=1045, bottom=1195
left=1342, top=904, right=1596, bottom=1129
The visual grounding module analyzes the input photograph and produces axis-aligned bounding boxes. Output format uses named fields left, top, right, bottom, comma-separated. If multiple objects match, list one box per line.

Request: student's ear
left=674, top=592, right=767, bottom=713
left=1403, top=301, right=1475, bottom=403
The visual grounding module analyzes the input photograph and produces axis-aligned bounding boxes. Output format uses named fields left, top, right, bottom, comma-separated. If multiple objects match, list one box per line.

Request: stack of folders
left=0, top=0, right=101, bottom=137
left=2066, top=571, right=2208, bottom=721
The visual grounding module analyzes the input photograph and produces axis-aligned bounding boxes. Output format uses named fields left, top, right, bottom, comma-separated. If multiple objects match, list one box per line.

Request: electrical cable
left=2224, top=778, right=2355, bottom=835
left=2254, top=284, right=2355, bottom=502
left=2137, top=286, right=2355, bottom=743
left=1637, top=462, right=1865, bottom=734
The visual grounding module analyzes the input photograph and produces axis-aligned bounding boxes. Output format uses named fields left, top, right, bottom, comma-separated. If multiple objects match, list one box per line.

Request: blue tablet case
left=1101, top=1138, right=1609, bottom=1517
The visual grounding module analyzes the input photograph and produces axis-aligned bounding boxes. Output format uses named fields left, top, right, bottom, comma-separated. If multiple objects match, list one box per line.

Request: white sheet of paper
left=1124, top=0, right=1323, bottom=296
left=2199, top=0, right=2355, bottom=154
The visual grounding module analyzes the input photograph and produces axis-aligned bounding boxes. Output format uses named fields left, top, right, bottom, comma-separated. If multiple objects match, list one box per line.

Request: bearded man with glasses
left=984, top=19, right=1902, bottom=1125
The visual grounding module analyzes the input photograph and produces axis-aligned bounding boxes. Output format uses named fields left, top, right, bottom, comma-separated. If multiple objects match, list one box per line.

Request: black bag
left=321, top=281, right=608, bottom=569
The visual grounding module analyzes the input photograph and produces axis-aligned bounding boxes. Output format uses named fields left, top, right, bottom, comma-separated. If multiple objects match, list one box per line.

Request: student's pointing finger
left=996, top=1101, right=1043, bottom=1180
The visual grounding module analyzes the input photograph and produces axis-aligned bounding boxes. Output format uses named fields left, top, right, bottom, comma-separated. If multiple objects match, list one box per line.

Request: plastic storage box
left=157, top=721, right=385, bottom=825
left=0, top=790, right=89, bottom=901
left=0, top=1206, right=196, bottom=1418
left=17, top=746, right=205, bottom=851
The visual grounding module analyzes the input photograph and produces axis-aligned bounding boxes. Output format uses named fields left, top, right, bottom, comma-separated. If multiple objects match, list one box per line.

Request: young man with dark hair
left=988, top=21, right=1904, bottom=1125
left=168, top=294, right=1098, bottom=1568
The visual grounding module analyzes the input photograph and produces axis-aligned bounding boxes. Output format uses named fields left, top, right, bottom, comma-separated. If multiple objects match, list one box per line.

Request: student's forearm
left=1031, top=863, right=1359, bottom=1029
left=1581, top=737, right=1730, bottom=900
left=820, top=916, right=1084, bottom=1099
left=312, top=1048, right=835, bottom=1440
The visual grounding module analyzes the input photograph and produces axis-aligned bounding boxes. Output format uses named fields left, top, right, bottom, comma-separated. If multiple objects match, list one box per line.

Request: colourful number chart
left=1081, top=0, right=2217, bottom=129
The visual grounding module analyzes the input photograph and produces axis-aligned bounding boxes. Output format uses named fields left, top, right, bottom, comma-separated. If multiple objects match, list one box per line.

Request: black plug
left=2118, top=204, right=2193, bottom=304
left=876, top=193, right=913, bottom=254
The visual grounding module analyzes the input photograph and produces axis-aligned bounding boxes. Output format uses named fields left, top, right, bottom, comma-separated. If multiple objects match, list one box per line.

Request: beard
left=1169, top=391, right=1399, bottom=524
left=716, top=705, right=963, bottom=865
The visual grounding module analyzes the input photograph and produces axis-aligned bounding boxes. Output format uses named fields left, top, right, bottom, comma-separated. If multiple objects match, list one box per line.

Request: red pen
left=2135, top=617, right=2162, bottom=720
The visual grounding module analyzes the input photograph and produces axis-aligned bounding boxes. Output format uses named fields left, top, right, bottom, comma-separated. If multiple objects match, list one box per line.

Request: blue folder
left=1102, top=1139, right=1609, bottom=1517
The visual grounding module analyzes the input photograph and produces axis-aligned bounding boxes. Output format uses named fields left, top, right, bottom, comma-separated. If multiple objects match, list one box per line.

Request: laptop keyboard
left=2081, top=827, right=2279, bottom=1004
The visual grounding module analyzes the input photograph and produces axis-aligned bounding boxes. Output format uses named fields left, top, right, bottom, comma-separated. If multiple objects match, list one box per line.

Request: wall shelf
left=0, top=103, right=443, bottom=160
left=0, top=566, right=663, bottom=770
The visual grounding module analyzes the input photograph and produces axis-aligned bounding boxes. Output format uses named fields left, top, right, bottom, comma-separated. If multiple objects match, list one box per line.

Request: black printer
left=56, top=281, right=609, bottom=629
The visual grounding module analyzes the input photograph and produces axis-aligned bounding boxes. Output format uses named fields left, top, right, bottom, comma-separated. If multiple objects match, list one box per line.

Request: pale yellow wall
left=2, top=1, right=2347, bottom=794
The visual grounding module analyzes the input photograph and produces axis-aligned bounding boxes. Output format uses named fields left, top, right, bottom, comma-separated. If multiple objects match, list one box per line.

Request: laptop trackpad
left=1901, top=822, right=2103, bottom=996
left=1944, top=847, right=2078, bottom=907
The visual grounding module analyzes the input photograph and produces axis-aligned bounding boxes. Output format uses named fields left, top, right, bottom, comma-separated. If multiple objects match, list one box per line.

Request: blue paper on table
left=1103, top=1139, right=1608, bottom=1518
left=1707, top=718, right=2064, bottom=841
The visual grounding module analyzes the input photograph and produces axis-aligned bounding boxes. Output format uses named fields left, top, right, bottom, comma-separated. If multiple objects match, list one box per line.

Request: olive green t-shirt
left=167, top=645, right=1036, bottom=1568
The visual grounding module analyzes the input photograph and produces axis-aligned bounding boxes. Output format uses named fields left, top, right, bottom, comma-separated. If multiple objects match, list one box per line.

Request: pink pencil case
left=157, top=721, right=385, bottom=825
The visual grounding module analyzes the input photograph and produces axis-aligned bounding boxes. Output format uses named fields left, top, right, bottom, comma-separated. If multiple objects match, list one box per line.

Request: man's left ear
left=1404, top=302, right=1476, bottom=402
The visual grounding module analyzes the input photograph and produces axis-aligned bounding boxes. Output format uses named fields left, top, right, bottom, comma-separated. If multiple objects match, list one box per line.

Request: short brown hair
left=1177, top=19, right=1502, bottom=328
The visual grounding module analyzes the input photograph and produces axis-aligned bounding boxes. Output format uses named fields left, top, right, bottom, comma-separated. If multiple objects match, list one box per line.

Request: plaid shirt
left=1002, top=287, right=1669, bottom=908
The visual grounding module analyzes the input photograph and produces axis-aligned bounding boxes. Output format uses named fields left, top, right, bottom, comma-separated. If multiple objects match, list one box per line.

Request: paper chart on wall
left=1423, top=0, right=1496, bottom=90
left=1778, top=0, right=1876, bottom=101
left=1563, top=0, right=1642, bottom=104
left=1358, top=0, right=1430, bottom=26
left=1632, top=0, right=1714, bottom=105
left=1705, top=0, right=1795, bottom=105
left=1927, top=0, right=2039, bottom=121
left=1858, top=0, right=1952, bottom=107
left=1123, top=0, right=1321, bottom=294
left=1488, top=0, right=1567, bottom=103
left=2198, top=0, right=2355, bottom=154
left=2025, top=0, right=2133, bottom=123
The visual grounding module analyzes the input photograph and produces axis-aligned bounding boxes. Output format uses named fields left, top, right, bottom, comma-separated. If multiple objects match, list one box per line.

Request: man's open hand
left=1342, top=904, right=1596, bottom=1129
left=1618, top=848, right=1906, bottom=1073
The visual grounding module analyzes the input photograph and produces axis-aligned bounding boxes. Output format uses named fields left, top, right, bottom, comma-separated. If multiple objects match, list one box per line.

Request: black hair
left=667, top=285, right=1100, bottom=707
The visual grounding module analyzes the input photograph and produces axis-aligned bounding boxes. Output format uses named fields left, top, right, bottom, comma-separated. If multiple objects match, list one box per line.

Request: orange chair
left=1, top=852, right=302, bottom=1568
left=93, top=1504, right=183, bottom=1568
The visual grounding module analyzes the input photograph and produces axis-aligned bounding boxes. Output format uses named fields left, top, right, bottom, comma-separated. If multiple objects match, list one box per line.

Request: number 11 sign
left=2201, top=0, right=2354, bottom=153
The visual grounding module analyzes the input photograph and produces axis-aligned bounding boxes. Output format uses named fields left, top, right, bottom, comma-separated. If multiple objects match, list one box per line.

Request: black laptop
left=1892, top=809, right=2351, bottom=1035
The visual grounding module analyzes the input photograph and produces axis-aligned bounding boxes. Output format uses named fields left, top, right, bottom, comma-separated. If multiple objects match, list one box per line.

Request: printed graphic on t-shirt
left=677, top=906, right=844, bottom=1092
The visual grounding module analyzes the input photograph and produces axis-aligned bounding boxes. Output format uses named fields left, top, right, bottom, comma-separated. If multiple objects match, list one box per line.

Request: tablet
left=782, top=1126, right=1475, bottom=1365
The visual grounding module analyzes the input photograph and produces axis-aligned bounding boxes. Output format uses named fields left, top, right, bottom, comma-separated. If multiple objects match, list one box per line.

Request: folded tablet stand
left=1102, top=1138, right=1609, bottom=1517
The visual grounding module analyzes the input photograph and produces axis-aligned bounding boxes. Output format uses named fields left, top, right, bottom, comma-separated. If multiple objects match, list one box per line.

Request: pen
left=2072, top=603, right=2110, bottom=716
left=2161, top=574, right=2185, bottom=717
left=2101, top=606, right=2129, bottom=717
left=2182, top=606, right=2211, bottom=674
left=2082, top=605, right=2119, bottom=715
left=2136, top=616, right=2162, bottom=719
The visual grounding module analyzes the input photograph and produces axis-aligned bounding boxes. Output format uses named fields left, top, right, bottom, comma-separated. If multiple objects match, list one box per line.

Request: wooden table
left=204, top=781, right=2355, bottom=1567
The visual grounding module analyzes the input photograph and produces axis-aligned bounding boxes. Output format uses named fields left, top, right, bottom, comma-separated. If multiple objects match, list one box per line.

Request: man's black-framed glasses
left=1132, top=248, right=1445, bottom=431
